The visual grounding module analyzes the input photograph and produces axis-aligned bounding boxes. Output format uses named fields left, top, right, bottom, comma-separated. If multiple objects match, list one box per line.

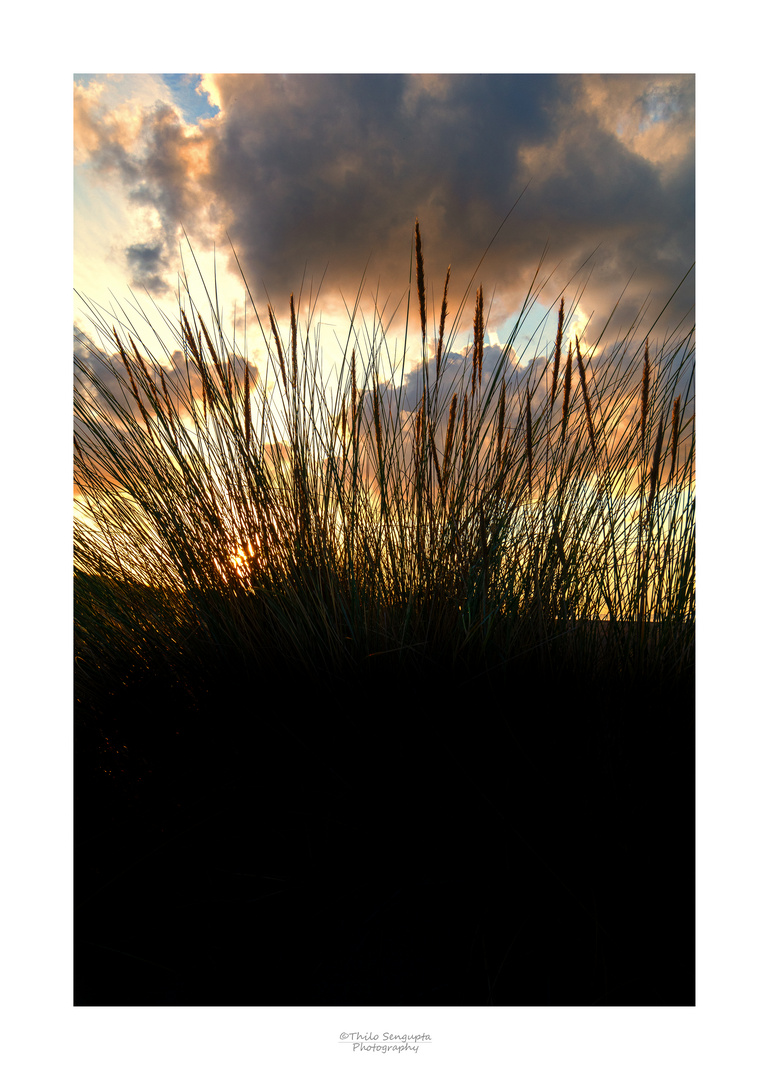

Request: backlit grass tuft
left=74, top=221, right=694, bottom=709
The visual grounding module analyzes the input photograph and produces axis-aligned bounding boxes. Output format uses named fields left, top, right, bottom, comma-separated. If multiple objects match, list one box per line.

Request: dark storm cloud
left=77, top=74, right=694, bottom=340
left=125, top=241, right=164, bottom=272
left=125, top=241, right=170, bottom=295
left=203, top=74, right=568, bottom=308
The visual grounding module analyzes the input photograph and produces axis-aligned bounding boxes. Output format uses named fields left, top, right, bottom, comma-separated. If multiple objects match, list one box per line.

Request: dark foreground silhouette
left=74, top=657, right=694, bottom=1005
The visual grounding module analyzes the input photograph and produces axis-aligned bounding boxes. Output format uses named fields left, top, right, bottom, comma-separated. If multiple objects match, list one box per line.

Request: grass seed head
left=551, top=297, right=564, bottom=408
left=268, top=305, right=288, bottom=395
left=415, top=218, right=427, bottom=345
left=561, top=341, right=573, bottom=440
left=436, top=265, right=450, bottom=381
left=445, top=391, right=458, bottom=467
left=473, top=285, right=484, bottom=390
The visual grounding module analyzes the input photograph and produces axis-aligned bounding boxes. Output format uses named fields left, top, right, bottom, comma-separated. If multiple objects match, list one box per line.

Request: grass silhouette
left=73, top=221, right=695, bottom=1006
left=74, top=221, right=694, bottom=702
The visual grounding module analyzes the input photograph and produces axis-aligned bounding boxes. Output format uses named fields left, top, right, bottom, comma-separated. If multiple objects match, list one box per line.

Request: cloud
left=74, top=74, right=695, bottom=347
left=124, top=241, right=170, bottom=294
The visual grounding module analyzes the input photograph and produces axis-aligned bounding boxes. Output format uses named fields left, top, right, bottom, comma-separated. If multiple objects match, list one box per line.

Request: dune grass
left=74, top=221, right=695, bottom=1006
left=74, top=221, right=694, bottom=711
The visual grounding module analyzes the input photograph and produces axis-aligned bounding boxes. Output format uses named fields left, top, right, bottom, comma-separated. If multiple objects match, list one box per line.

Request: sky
left=73, top=73, right=695, bottom=384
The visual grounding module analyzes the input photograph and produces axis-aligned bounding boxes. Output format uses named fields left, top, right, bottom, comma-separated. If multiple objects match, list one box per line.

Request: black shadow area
left=74, top=660, right=694, bottom=1005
